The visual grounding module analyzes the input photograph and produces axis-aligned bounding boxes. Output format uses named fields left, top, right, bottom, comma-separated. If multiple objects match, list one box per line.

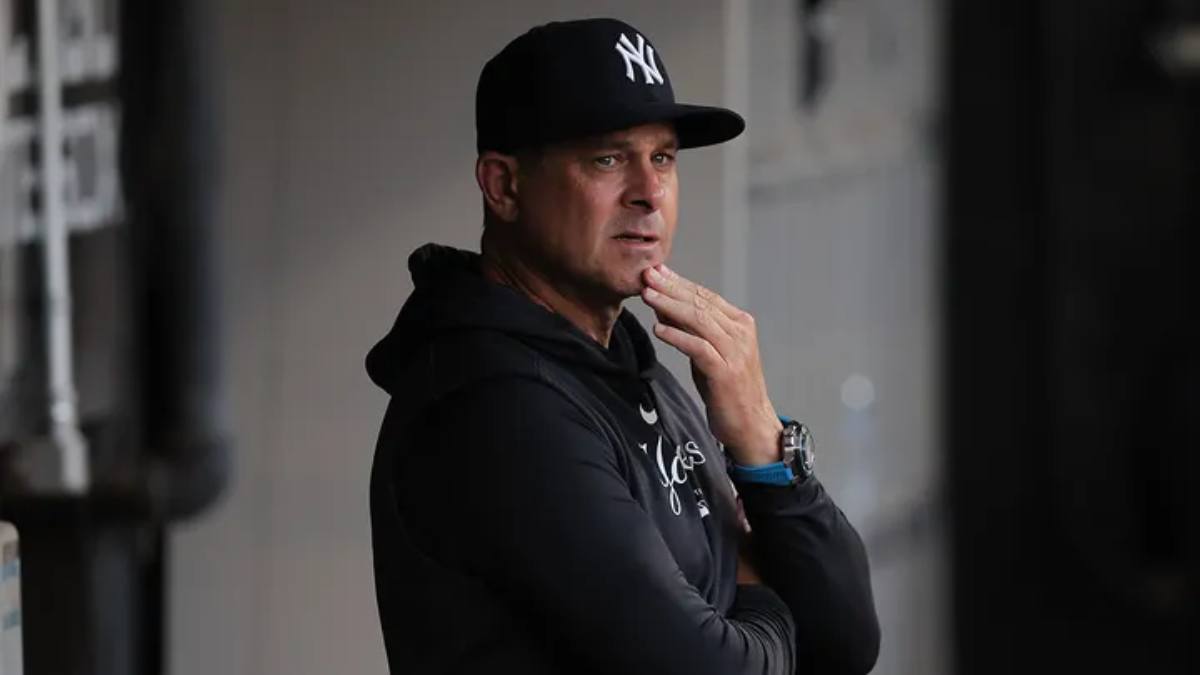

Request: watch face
left=797, top=424, right=815, bottom=476
left=800, top=447, right=816, bottom=474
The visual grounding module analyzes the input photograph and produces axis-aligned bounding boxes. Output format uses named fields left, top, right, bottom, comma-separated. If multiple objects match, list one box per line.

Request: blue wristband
left=728, top=461, right=797, bottom=486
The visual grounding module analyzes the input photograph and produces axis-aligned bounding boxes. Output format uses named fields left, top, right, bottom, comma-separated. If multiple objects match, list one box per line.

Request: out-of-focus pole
left=37, top=0, right=89, bottom=492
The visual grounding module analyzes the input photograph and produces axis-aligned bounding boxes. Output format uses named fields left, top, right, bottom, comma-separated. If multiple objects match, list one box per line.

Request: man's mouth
left=614, top=233, right=659, bottom=243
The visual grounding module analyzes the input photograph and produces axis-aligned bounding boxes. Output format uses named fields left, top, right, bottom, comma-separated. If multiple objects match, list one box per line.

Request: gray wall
left=746, top=2, right=945, bottom=673
left=171, top=1, right=945, bottom=674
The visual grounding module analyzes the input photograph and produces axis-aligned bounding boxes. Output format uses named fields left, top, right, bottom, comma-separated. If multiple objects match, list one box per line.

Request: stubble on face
left=513, top=123, right=680, bottom=307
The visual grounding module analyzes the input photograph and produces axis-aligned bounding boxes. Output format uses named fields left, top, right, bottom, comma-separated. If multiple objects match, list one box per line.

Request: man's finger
left=651, top=322, right=725, bottom=373
left=658, top=264, right=744, bottom=323
left=642, top=285, right=734, bottom=354
left=644, top=268, right=742, bottom=338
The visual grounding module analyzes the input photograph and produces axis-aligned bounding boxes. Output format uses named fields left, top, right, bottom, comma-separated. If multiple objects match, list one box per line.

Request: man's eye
left=653, top=152, right=676, bottom=166
left=594, top=155, right=618, bottom=168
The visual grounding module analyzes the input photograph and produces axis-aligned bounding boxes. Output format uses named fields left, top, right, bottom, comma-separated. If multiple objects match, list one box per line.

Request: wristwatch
left=728, top=416, right=815, bottom=486
left=781, top=417, right=816, bottom=479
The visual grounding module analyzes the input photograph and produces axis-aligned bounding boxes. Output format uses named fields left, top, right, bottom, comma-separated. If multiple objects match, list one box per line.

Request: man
left=366, top=18, right=879, bottom=675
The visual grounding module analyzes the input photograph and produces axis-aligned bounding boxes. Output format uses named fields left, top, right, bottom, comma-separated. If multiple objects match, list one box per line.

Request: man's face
left=512, top=122, right=679, bottom=304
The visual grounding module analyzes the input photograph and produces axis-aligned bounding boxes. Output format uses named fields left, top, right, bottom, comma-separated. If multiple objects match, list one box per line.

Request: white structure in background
left=0, top=0, right=119, bottom=489
left=744, top=1, right=945, bottom=674
left=2, top=0, right=117, bottom=91
left=3, top=105, right=122, bottom=241
left=1, top=0, right=122, bottom=243
left=0, top=522, right=21, bottom=675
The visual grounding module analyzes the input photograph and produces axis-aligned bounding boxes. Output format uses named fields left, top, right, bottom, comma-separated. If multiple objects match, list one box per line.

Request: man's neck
left=480, top=248, right=620, bottom=349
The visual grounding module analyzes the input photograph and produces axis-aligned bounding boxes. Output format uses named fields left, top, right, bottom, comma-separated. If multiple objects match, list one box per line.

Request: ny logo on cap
left=615, top=32, right=664, bottom=85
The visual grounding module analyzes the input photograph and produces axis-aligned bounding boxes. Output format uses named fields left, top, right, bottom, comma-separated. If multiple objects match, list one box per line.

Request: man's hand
left=641, top=264, right=782, bottom=466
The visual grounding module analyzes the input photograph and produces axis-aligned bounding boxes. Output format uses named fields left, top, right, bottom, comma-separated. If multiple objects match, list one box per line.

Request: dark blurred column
left=946, top=1, right=1198, bottom=674
left=0, top=1, right=226, bottom=674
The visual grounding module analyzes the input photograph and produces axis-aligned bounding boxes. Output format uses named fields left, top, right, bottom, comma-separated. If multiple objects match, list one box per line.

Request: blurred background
left=0, top=1, right=1194, bottom=674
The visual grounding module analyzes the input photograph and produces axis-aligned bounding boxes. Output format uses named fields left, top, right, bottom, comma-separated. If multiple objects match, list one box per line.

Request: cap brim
left=536, top=101, right=745, bottom=151
left=658, top=103, right=746, bottom=149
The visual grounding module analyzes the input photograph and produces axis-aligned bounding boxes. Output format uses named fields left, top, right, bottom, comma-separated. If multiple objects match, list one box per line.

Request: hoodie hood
left=366, top=243, right=664, bottom=397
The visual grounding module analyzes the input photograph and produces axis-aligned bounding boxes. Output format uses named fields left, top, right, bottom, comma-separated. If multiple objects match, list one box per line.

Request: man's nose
left=623, top=158, right=666, bottom=213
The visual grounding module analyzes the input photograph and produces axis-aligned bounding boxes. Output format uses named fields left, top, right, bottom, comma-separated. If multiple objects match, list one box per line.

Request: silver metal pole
left=37, top=0, right=89, bottom=492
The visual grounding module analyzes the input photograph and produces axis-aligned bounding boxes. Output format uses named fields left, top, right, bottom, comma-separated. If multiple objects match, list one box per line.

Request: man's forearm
left=740, top=480, right=880, bottom=675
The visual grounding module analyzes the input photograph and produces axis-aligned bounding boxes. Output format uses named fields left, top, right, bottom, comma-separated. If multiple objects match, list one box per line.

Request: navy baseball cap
left=475, top=18, right=746, bottom=153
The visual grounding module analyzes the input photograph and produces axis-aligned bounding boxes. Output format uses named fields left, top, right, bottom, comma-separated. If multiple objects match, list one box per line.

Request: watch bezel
left=780, top=419, right=815, bottom=482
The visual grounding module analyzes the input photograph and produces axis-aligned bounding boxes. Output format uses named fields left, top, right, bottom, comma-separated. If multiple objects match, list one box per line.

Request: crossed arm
left=431, top=379, right=797, bottom=675
left=429, top=372, right=878, bottom=675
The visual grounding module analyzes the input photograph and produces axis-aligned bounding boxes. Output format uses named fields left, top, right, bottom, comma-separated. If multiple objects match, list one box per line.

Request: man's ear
left=476, top=152, right=522, bottom=223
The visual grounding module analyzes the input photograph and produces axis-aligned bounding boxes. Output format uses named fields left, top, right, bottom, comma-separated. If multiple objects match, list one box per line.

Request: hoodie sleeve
left=419, top=377, right=796, bottom=675
left=737, top=478, right=881, bottom=675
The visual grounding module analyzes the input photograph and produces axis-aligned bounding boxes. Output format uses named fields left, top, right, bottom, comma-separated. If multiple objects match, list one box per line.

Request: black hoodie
left=366, top=244, right=879, bottom=675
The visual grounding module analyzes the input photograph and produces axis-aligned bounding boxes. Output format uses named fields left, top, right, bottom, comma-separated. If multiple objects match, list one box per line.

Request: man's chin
left=591, top=264, right=661, bottom=303
left=613, top=276, right=651, bottom=300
